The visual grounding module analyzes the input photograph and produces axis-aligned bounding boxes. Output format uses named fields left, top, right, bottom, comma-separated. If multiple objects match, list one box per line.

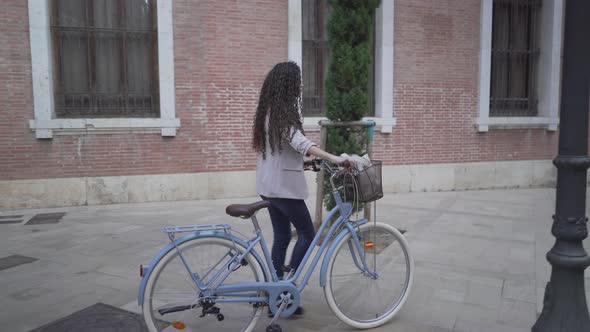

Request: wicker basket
left=343, top=160, right=383, bottom=203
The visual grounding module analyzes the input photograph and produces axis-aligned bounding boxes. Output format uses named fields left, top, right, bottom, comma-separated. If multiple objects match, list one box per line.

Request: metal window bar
left=490, top=0, right=541, bottom=117
left=302, top=0, right=329, bottom=117
left=51, top=0, right=159, bottom=118
left=302, top=0, right=376, bottom=117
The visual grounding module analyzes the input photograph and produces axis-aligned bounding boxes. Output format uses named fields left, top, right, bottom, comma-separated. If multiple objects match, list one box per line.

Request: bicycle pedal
left=267, top=295, right=290, bottom=326
left=266, top=323, right=282, bottom=332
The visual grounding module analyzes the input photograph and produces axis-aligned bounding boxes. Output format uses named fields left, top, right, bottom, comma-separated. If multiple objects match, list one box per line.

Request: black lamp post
left=532, top=0, right=590, bottom=331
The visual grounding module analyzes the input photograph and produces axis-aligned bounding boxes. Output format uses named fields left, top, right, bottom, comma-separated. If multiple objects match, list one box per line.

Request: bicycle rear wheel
left=142, top=237, right=265, bottom=332
left=324, top=222, right=413, bottom=329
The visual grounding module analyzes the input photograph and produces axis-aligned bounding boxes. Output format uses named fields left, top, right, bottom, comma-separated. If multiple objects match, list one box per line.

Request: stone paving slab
left=0, top=189, right=588, bottom=331
left=29, top=303, right=152, bottom=332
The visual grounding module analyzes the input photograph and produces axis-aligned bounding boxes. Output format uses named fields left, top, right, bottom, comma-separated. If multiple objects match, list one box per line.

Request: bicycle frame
left=138, top=166, right=374, bottom=312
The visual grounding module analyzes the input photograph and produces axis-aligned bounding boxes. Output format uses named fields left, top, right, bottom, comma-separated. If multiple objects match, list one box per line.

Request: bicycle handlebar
left=303, top=159, right=322, bottom=172
left=304, top=158, right=353, bottom=176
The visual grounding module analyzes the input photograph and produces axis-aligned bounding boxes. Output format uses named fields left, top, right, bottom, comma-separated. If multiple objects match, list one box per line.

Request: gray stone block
left=502, top=279, right=536, bottom=304
left=498, top=298, right=537, bottom=328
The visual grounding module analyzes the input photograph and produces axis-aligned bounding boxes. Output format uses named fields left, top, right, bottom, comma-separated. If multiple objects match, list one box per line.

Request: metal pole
left=314, top=125, right=328, bottom=231
left=314, top=119, right=376, bottom=230
left=364, top=121, right=375, bottom=222
left=533, top=0, right=590, bottom=330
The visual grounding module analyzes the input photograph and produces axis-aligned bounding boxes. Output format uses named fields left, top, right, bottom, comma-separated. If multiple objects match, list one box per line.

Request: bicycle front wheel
left=142, top=237, right=265, bottom=332
left=324, top=222, right=414, bottom=329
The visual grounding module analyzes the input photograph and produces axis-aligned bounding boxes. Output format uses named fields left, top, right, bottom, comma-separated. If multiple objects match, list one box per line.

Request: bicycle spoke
left=143, top=238, right=264, bottom=332
left=149, top=296, right=197, bottom=303
left=182, top=270, right=199, bottom=291
left=325, top=223, right=413, bottom=328
left=330, top=272, right=363, bottom=278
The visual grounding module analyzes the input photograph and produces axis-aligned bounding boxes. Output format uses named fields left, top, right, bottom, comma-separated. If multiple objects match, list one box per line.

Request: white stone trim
left=28, top=118, right=181, bottom=134
left=27, top=0, right=180, bottom=138
left=303, top=116, right=396, bottom=132
left=290, top=0, right=396, bottom=134
left=476, top=116, right=560, bottom=130
left=537, top=0, right=564, bottom=131
left=476, top=0, right=562, bottom=132
left=476, top=0, right=493, bottom=133
left=28, top=0, right=55, bottom=139
left=288, top=0, right=303, bottom=68
left=157, top=0, right=178, bottom=137
left=374, top=0, right=395, bottom=133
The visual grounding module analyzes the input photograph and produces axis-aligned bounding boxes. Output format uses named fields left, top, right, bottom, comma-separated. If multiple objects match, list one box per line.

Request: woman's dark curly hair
left=252, top=61, right=304, bottom=159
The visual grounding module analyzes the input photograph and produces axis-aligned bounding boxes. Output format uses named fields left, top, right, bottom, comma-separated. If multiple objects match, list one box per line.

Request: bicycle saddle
left=225, top=200, right=271, bottom=218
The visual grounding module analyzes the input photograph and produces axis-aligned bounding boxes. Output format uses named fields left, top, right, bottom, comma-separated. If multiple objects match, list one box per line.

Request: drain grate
left=26, top=213, right=66, bottom=225
left=0, top=215, right=24, bottom=224
left=0, top=255, right=39, bottom=271
left=29, top=303, right=164, bottom=332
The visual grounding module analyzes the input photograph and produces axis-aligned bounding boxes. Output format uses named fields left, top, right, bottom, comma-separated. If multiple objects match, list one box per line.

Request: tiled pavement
left=1, top=188, right=589, bottom=331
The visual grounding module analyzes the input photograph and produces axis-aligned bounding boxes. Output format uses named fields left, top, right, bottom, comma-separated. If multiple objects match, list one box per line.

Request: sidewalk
left=1, top=188, right=589, bottom=332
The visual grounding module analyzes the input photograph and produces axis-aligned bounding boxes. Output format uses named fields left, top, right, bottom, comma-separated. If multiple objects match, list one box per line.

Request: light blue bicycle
left=138, top=159, right=413, bottom=332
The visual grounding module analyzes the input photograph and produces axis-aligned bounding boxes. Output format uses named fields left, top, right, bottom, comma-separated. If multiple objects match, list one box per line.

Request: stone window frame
left=476, top=0, right=564, bottom=132
left=28, top=0, right=180, bottom=138
left=289, top=0, right=396, bottom=134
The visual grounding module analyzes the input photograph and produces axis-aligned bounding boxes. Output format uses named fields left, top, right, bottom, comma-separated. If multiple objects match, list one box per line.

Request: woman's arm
left=289, top=128, right=355, bottom=167
left=307, top=146, right=351, bottom=166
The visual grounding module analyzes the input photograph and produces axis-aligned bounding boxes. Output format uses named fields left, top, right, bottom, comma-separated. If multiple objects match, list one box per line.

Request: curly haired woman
left=252, top=62, right=353, bottom=313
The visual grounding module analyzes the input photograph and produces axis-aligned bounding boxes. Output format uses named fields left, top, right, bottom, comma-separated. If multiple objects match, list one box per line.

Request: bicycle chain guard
left=267, top=284, right=301, bottom=318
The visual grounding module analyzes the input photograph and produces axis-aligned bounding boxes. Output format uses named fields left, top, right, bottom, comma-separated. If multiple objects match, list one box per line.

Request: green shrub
left=323, top=0, right=380, bottom=210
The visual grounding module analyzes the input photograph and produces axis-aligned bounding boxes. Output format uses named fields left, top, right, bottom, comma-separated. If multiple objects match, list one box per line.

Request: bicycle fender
left=138, top=231, right=268, bottom=305
left=319, top=218, right=369, bottom=288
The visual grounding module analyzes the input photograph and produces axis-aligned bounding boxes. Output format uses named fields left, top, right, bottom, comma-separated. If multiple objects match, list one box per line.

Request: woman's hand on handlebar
left=330, top=155, right=355, bottom=171
left=305, top=146, right=355, bottom=171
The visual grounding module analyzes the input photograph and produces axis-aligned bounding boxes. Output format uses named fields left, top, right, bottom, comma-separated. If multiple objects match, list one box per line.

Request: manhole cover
left=26, top=213, right=66, bottom=225
left=30, top=303, right=153, bottom=332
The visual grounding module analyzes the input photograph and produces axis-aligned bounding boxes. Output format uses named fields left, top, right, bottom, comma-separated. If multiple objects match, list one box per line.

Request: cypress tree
left=323, top=0, right=380, bottom=209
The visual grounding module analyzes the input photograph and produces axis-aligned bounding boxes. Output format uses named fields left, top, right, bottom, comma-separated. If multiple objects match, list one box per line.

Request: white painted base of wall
left=0, top=160, right=557, bottom=209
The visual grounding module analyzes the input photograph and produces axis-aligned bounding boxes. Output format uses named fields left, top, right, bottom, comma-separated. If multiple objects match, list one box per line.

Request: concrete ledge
left=1, top=172, right=248, bottom=209
left=0, top=178, right=87, bottom=208
left=476, top=117, right=560, bottom=131
left=28, top=118, right=181, bottom=137
left=0, top=160, right=557, bottom=209
left=382, top=160, right=556, bottom=194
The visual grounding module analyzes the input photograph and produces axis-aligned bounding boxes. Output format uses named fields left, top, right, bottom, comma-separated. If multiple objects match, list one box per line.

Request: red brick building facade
left=0, top=0, right=563, bottom=208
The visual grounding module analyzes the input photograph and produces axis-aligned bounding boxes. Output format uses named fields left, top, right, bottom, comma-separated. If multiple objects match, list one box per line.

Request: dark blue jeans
left=261, top=196, right=315, bottom=279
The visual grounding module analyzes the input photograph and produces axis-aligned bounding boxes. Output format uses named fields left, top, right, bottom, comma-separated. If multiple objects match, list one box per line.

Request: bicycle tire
left=142, top=237, right=265, bottom=332
left=324, top=222, right=414, bottom=329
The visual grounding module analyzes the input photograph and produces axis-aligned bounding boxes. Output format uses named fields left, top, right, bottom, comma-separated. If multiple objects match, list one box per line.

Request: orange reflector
left=364, top=241, right=375, bottom=249
left=171, top=321, right=186, bottom=330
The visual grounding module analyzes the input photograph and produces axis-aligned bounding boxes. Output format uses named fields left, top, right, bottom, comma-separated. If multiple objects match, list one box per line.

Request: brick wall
left=371, top=0, right=558, bottom=165
left=0, top=0, right=286, bottom=180
left=0, top=0, right=558, bottom=182
left=1, top=1, right=35, bottom=179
